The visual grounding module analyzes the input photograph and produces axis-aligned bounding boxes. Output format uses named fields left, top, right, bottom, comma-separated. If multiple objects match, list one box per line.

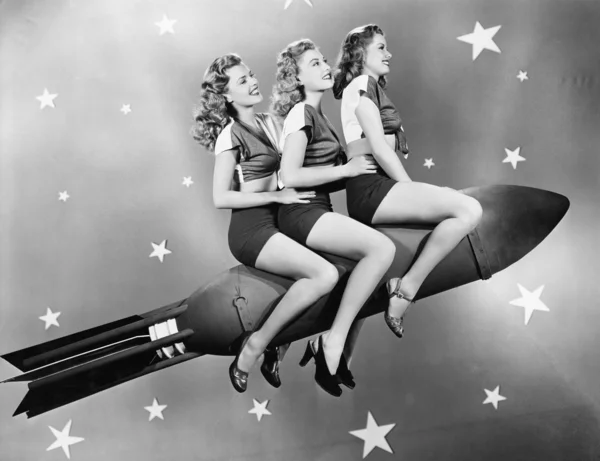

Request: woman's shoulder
left=214, top=118, right=241, bottom=155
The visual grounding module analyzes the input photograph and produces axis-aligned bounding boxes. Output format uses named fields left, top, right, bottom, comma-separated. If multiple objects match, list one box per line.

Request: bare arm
left=212, top=148, right=279, bottom=209
left=356, top=97, right=411, bottom=182
left=280, top=130, right=349, bottom=189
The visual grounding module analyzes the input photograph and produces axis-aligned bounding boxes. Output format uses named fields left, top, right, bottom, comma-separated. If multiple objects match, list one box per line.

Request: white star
left=149, top=239, right=172, bottom=263
left=46, top=420, right=84, bottom=459
left=509, top=283, right=549, bottom=325
left=39, top=307, right=61, bottom=330
left=284, top=0, right=313, bottom=9
left=483, top=385, right=507, bottom=410
left=36, top=88, right=58, bottom=109
left=457, top=21, right=502, bottom=61
left=182, top=176, right=194, bottom=187
left=144, top=398, right=167, bottom=421
left=58, top=191, right=70, bottom=202
left=517, top=70, right=529, bottom=82
left=248, top=399, right=272, bottom=422
left=121, top=104, right=131, bottom=114
left=424, top=158, right=435, bottom=169
left=502, top=146, right=526, bottom=169
left=155, top=15, right=176, bottom=35
left=349, top=411, right=395, bottom=458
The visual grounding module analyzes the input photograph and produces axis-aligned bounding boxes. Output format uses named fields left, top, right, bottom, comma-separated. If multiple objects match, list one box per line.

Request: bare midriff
left=345, top=134, right=396, bottom=161
left=238, top=171, right=279, bottom=193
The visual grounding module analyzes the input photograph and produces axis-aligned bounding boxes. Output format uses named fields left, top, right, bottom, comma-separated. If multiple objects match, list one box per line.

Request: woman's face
left=296, top=48, right=333, bottom=92
left=224, top=63, right=263, bottom=107
left=363, top=33, right=392, bottom=78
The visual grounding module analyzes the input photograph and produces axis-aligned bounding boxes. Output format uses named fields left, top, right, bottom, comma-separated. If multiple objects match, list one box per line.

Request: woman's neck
left=303, top=91, right=324, bottom=114
left=232, top=104, right=256, bottom=127
left=362, top=69, right=381, bottom=81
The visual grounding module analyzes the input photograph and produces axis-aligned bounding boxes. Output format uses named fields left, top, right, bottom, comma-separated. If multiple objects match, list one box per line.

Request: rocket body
left=1, top=185, right=570, bottom=417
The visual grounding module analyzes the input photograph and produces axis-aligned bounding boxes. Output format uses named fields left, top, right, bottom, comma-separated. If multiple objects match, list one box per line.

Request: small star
left=39, top=307, right=61, bottom=330
left=457, top=21, right=502, bottom=61
left=248, top=399, right=272, bottom=422
left=58, top=191, right=70, bottom=202
left=424, top=158, right=435, bottom=169
left=349, top=411, right=395, bottom=458
left=502, top=146, right=526, bottom=169
left=121, top=104, right=131, bottom=114
left=517, top=70, right=528, bottom=82
left=182, top=176, right=194, bottom=187
left=36, top=88, right=58, bottom=109
left=145, top=398, right=167, bottom=421
left=155, top=15, right=176, bottom=35
left=46, top=420, right=84, bottom=459
left=149, top=239, right=172, bottom=263
left=509, top=283, right=549, bottom=325
left=284, top=0, right=313, bottom=9
left=483, top=385, right=507, bottom=410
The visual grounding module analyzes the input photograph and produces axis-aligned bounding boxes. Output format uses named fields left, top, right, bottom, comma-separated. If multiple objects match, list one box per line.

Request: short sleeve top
left=280, top=102, right=346, bottom=167
left=341, top=74, right=410, bottom=156
left=214, top=113, right=283, bottom=187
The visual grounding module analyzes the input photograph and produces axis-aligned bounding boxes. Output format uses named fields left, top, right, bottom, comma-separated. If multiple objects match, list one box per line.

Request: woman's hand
left=343, top=155, right=378, bottom=178
left=275, top=188, right=316, bottom=204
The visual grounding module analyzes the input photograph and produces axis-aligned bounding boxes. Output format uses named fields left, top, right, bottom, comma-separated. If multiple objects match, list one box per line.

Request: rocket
left=1, top=184, right=569, bottom=418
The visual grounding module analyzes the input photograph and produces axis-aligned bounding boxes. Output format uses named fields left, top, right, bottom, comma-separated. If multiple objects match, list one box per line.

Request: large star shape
left=517, top=70, right=529, bottom=82
left=509, top=284, right=549, bottom=325
left=149, top=240, right=172, bottom=263
left=46, top=420, right=84, bottom=459
left=182, top=176, right=194, bottom=187
left=248, top=399, right=272, bottom=422
left=284, top=0, right=313, bottom=9
left=424, top=158, right=435, bottom=169
left=503, top=146, right=526, bottom=169
left=121, top=104, right=131, bottom=114
left=155, top=15, right=176, bottom=35
left=58, top=191, right=70, bottom=202
left=36, top=88, right=58, bottom=109
left=145, top=398, right=167, bottom=421
left=349, top=411, right=395, bottom=458
left=483, top=385, right=507, bottom=410
left=39, top=307, right=61, bottom=330
left=457, top=21, right=502, bottom=61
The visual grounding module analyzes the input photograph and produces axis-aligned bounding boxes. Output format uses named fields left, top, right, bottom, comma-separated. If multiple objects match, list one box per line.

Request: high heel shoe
left=229, top=332, right=253, bottom=393
left=384, top=278, right=416, bottom=338
left=260, top=345, right=281, bottom=388
left=313, top=335, right=342, bottom=397
left=300, top=340, right=355, bottom=389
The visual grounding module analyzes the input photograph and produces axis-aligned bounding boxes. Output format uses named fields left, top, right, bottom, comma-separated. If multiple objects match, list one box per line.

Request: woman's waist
left=238, top=171, right=280, bottom=193
left=345, top=136, right=395, bottom=159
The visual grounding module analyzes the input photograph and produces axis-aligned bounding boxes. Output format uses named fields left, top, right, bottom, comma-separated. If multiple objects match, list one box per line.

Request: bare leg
left=305, top=212, right=396, bottom=374
left=372, top=182, right=483, bottom=318
left=235, top=232, right=339, bottom=373
left=311, top=317, right=365, bottom=368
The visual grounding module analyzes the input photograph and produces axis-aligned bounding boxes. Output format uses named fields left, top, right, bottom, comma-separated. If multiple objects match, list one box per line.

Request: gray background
left=1, top=0, right=599, bottom=459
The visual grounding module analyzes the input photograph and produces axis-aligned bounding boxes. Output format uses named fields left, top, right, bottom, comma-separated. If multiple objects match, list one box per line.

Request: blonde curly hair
left=270, top=39, right=316, bottom=118
left=191, top=53, right=243, bottom=152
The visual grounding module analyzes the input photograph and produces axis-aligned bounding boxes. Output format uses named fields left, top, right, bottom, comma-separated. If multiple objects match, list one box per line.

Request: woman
left=191, top=53, right=341, bottom=393
left=333, top=24, right=483, bottom=337
left=271, top=39, right=398, bottom=397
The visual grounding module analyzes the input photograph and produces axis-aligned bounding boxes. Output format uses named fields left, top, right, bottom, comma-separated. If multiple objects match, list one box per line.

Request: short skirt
left=277, top=191, right=333, bottom=246
left=228, top=205, right=279, bottom=267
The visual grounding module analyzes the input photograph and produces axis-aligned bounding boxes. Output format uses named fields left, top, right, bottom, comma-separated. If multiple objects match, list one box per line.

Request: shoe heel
left=299, top=341, right=315, bottom=367
left=314, top=336, right=342, bottom=397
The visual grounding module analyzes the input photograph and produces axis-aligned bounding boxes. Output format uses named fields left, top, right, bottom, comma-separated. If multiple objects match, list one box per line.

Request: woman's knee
left=312, top=262, right=339, bottom=292
left=458, top=196, right=483, bottom=229
left=367, top=233, right=396, bottom=266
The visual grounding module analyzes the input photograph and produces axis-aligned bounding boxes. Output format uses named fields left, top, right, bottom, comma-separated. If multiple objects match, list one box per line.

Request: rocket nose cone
left=465, top=185, right=570, bottom=273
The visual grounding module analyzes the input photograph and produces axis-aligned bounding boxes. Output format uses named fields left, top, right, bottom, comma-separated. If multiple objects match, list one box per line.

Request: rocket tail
left=2, top=299, right=202, bottom=418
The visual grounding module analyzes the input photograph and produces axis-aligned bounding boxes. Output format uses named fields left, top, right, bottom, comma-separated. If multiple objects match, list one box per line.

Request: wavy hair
left=191, top=53, right=243, bottom=152
left=332, top=24, right=386, bottom=100
left=270, top=39, right=317, bottom=118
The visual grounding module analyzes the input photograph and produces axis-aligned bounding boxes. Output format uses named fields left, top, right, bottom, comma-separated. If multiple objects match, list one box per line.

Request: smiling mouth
left=322, top=72, right=332, bottom=80
left=382, top=60, right=390, bottom=66
left=249, top=86, right=260, bottom=95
